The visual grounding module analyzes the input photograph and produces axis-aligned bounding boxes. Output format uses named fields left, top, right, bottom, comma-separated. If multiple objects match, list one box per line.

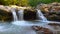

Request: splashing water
left=0, top=6, right=60, bottom=34
left=37, top=9, right=48, bottom=21
left=18, top=9, right=24, bottom=20
left=11, top=8, right=18, bottom=21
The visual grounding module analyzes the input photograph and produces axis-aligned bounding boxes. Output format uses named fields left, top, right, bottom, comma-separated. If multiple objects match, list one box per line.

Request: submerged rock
left=32, top=26, right=53, bottom=34
left=48, top=23, right=60, bottom=26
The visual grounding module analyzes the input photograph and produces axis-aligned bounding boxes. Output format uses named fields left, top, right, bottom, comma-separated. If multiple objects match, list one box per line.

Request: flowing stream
left=0, top=8, right=59, bottom=34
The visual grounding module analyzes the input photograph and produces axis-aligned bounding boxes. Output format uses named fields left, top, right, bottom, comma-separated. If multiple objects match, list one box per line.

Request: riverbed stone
left=32, top=26, right=53, bottom=34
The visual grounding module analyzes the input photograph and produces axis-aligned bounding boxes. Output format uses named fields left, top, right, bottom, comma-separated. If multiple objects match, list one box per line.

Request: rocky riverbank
left=0, top=2, right=60, bottom=22
left=37, top=2, right=60, bottom=22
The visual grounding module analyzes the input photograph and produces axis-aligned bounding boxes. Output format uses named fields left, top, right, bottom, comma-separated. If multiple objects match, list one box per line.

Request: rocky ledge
left=37, top=2, right=60, bottom=22
left=48, top=23, right=60, bottom=26
left=0, top=5, right=37, bottom=22
left=24, top=9, right=37, bottom=20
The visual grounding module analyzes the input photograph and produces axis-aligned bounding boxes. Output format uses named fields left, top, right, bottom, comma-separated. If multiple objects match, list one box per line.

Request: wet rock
left=32, top=26, right=53, bottom=34
left=37, top=2, right=60, bottom=22
left=24, top=9, right=37, bottom=20
left=0, top=5, right=34, bottom=21
left=39, top=4, right=50, bottom=13
left=48, top=23, right=60, bottom=26
left=0, top=9, right=13, bottom=22
left=46, top=14, right=60, bottom=21
left=56, top=11, right=60, bottom=15
left=51, top=2, right=60, bottom=6
left=51, top=6, right=60, bottom=12
left=32, top=26, right=42, bottom=31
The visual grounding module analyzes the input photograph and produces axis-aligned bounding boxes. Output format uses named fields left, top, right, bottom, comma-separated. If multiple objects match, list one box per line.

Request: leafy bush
left=0, top=0, right=18, bottom=5
left=0, top=0, right=29, bottom=6
left=29, top=0, right=60, bottom=7
left=29, top=0, right=40, bottom=7
left=0, top=0, right=60, bottom=6
left=29, top=0, right=53, bottom=7
left=17, top=0, right=29, bottom=6
left=39, top=0, right=53, bottom=4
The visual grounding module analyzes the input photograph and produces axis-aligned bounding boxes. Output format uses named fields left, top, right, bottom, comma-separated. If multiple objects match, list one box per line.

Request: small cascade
left=18, top=9, right=24, bottom=20
left=11, top=8, right=18, bottom=21
left=37, top=9, right=48, bottom=21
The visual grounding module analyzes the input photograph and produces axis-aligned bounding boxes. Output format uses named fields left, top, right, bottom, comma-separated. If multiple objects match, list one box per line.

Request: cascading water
left=37, top=9, right=48, bottom=21
left=11, top=8, right=18, bottom=21
left=36, top=9, right=60, bottom=34
left=0, top=5, right=60, bottom=34
left=18, top=9, right=24, bottom=20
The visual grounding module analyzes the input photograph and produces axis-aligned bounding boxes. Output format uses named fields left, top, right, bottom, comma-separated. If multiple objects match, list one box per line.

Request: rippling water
left=0, top=21, right=47, bottom=34
left=0, top=21, right=60, bottom=34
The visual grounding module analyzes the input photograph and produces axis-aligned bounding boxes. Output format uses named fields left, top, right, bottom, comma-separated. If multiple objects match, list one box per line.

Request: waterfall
left=11, top=8, right=47, bottom=22
left=11, top=8, right=18, bottom=21
left=18, top=9, right=24, bottom=20
left=37, top=9, right=48, bottom=21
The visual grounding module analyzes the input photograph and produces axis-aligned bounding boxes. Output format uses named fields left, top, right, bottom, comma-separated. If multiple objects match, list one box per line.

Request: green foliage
left=0, top=0, right=18, bottom=5
left=29, top=0, right=53, bottom=7
left=0, top=0, right=29, bottom=6
left=17, top=0, right=29, bottom=6
left=54, top=0, right=60, bottom=2
left=0, top=0, right=60, bottom=6
left=39, top=0, right=53, bottom=4
left=29, top=0, right=40, bottom=7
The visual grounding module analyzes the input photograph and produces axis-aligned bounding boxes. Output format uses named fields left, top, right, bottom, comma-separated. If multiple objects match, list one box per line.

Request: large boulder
left=24, top=9, right=37, bottom=20
left=32, top=26, right=53, bottom=34
left=0, top=8, right=13, bottom=22
left=37, top=2, right=60, bottom=22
